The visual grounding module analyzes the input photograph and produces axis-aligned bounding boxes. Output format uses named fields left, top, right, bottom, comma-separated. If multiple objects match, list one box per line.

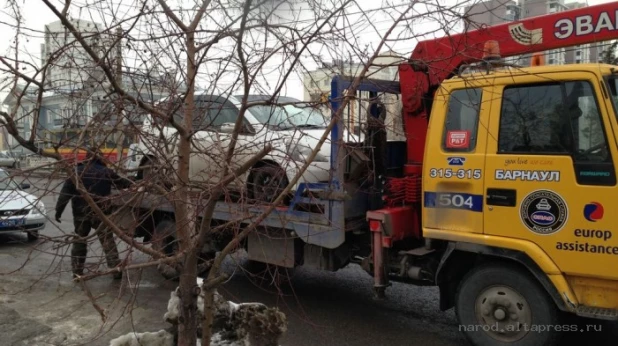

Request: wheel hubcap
left=474, top=285, right=531, bottom=342
left=493, top=308, right=507, bottom=321
left=257, top=174, right=280, bottom=201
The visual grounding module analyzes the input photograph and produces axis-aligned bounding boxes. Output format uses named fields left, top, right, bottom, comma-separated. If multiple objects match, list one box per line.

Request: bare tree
left=0, top=0, right=475, bottom=345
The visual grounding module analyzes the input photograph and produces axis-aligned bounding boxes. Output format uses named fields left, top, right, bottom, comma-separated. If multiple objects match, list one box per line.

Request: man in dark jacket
left=55, top=149, right=134, bottom=279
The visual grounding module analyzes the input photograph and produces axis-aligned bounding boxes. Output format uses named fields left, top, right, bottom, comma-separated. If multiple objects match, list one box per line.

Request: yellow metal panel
left=423, top=65, right=618, bottom=312
left=423, top=228, right=580, bottom=308
left=483, top=70, right=618, bottom=280
left=423, top=75, right=496, bottom=234
left=566, top=276, right=618, bottom=309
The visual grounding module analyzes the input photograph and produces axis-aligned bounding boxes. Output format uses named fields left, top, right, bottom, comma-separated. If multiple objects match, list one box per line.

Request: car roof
left=151, top=93, right=310, bottom=126
left=156, top=93, right=303, bottom=105
left=237, top=94, right=302, bottom=103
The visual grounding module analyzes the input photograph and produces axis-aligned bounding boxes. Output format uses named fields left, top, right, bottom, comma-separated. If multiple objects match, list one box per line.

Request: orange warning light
left=482, top=40, right=501, bottom=60
left=530, top=52, right=545, bottom=66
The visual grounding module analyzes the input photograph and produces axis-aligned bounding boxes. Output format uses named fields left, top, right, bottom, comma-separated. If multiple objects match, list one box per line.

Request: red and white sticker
left=446, top=130, right=470, bottom=149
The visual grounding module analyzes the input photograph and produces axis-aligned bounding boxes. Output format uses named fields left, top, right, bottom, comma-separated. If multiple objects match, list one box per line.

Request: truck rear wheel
left=241, top=259, right=295, bottom=287
left=455, top=263, right=561, bottom=346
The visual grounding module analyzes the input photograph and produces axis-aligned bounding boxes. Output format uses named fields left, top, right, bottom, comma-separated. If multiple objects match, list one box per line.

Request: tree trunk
left=177, top=30, right=199, bottom=346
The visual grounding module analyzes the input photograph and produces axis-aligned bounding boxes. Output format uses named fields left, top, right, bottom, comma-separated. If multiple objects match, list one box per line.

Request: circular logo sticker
left=520, top=190, right=568, bottom=235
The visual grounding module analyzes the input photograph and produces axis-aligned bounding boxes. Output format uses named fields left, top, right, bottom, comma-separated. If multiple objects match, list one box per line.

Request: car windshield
left=247, top=99, right=327, bottom=129
left=0, top=171, right=20, bottom=190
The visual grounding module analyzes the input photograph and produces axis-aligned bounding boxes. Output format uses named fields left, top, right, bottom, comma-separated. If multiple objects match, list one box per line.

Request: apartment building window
left=310, top=93, right=321, bottom=102
left=505, top=12, right=514, bottom=21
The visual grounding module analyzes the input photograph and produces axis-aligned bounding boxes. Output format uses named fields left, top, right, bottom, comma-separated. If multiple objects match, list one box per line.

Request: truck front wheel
left=455, top=263, right=561, bottom=346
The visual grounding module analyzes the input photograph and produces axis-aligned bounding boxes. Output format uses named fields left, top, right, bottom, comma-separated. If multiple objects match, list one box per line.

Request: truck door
left=423, top=82, right=492, bottom=234
left=483, top=72, right=618, bottom=280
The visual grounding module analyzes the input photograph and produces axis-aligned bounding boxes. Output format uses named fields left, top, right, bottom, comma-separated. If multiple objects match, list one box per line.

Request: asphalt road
left=0, top=176, right=616, bottom=346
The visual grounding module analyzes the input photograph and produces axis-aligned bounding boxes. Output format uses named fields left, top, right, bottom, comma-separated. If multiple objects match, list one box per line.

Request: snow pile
left=109, top=330, right=174, bottom=346
left=110, top=278, right=287, bottom=346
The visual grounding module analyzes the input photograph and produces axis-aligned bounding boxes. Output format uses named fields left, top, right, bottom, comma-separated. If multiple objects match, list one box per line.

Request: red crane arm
left=399, top=1, right=618, bottom=174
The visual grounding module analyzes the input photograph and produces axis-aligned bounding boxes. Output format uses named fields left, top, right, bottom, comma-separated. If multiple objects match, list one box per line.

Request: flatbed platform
left=110, top=189, right=345, bottom=249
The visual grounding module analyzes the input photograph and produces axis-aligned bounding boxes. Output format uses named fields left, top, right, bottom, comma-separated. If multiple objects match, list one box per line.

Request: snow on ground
left=110, top=278, right=286, bottom=346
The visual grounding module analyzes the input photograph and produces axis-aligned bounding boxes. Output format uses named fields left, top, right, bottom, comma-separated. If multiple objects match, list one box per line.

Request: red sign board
left=446, top=130, right=470, bottom=149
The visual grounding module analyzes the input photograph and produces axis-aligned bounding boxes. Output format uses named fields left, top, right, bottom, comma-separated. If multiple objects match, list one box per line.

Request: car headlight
left=287, top=143, right=329, bottom=163
left=30, top=200, right=46, bottom=216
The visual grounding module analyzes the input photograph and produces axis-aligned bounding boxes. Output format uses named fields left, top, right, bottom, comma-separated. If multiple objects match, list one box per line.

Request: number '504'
left=438, top=194, right=475, bottom=209
left=429, top=168, right=482, bottom=180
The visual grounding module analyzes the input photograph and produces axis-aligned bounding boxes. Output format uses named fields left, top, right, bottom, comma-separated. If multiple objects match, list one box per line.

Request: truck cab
left=423, top=63, right=618, bottom=345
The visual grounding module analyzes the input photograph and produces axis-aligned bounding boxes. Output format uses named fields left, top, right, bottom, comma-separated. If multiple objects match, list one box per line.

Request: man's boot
left=71, top=256, right=85, bottom=279
left=112, top=270, right=122, bottom=280
left=71, top=244, right=87, bottom=279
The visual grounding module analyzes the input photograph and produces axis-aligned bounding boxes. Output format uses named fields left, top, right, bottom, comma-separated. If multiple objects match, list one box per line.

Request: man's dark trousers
left=71, top=214, right=120, bottom=276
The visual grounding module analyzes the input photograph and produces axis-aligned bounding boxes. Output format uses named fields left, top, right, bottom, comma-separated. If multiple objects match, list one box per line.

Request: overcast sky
left=0, top=0, right=615, bottom=101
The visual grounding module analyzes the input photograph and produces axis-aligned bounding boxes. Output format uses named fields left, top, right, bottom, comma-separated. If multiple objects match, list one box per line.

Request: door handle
left=486, top=188, right=517, bottom=207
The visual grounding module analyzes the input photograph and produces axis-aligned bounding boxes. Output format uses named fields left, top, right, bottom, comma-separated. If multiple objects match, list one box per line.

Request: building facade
left=301, top=51, right=405, bottom=141
left=463, top=0, right=613, bottom=65
left=41, top=19, right=115, bottom=90
left=1, top=19, right=184, bottom=156
left=2, top=71, right=179, bottom=155
left=463, top=0, right=521, bottom=31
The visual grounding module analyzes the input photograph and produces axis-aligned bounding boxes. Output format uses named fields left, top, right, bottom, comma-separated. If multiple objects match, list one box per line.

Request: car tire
left=151, top=219, right=214, bottom=281
left=137, top=156, right=173, bottom=191
left=248, top=163, right=289, bottom=204
left=455, top=263, right=562, bottom=346
left=26, top=230, right=39, bottom=242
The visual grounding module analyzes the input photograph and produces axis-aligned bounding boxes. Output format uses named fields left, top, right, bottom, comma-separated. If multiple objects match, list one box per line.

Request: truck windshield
left=604, top=76, right=618, bottom=117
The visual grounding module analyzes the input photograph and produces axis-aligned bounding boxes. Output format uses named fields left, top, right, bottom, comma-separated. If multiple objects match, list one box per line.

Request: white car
left=0, top=152, right=18, bottom=169
left=0, top=169, right=46, bottom=241
left=136, top=94, right=360, bottom=202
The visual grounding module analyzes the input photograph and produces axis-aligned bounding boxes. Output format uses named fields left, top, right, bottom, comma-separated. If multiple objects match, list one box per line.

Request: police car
left=0, top=168, right=46, bottom=241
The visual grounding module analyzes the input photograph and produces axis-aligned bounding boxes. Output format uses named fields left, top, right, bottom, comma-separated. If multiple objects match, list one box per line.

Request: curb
left=10, top=169, right=67, bottom=180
